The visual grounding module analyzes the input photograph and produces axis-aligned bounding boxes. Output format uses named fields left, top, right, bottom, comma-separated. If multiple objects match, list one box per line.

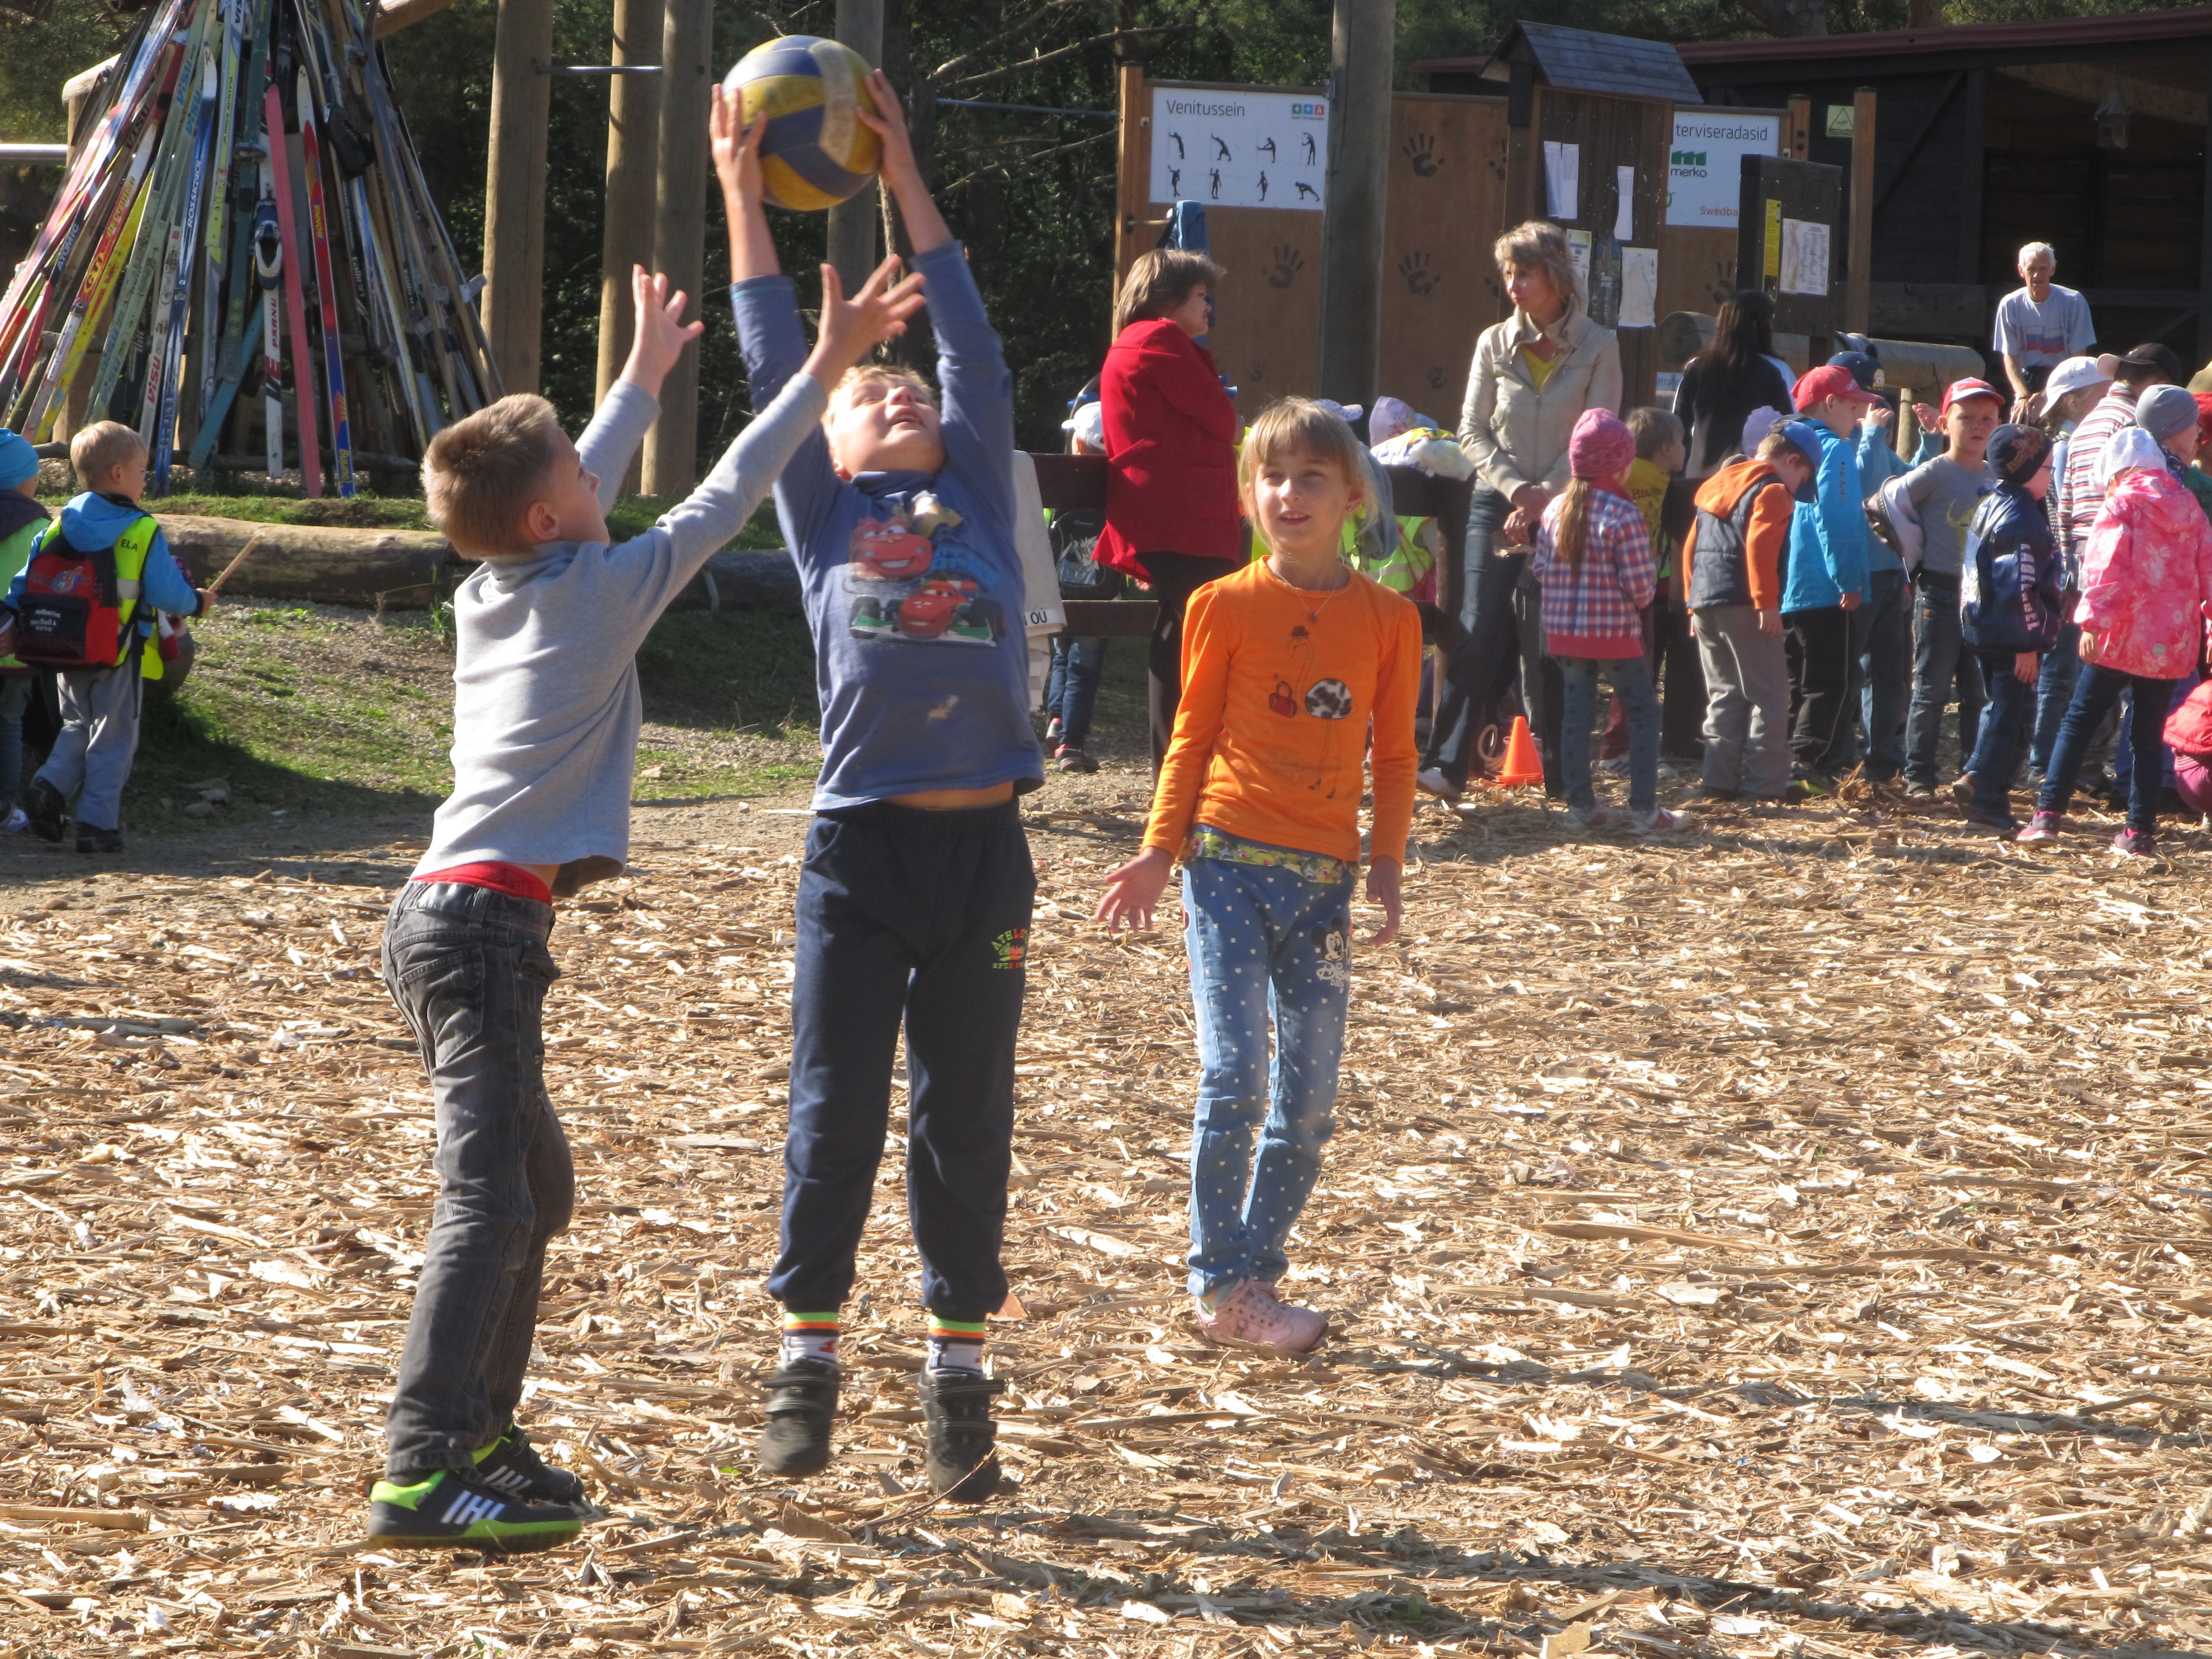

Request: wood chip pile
left=3, top=787, right=2211, bottom=1657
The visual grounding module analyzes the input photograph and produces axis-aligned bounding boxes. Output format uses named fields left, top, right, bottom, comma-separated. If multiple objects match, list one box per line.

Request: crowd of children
left=8, top=88, right=2212, bottom=1562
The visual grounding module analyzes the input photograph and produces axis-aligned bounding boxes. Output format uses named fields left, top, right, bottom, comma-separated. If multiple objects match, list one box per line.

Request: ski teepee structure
left=0, top=0, right=499, bottom=498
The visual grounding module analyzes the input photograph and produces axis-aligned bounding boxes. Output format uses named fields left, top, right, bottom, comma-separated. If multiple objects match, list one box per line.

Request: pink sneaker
left=2016, top=810, right=2063, bottom=846
left=1193, top=1280, right=1327, bottom=1353
left=2111, top=828, right=2156, bottom=858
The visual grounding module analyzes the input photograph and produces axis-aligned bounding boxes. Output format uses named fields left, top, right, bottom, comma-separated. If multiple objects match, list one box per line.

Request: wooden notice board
left=1378, top=95, right=1511, bottom=419
left=1735, top=155, right=1843, bottom=357
left=1502, top=85, right=1672, bottom=410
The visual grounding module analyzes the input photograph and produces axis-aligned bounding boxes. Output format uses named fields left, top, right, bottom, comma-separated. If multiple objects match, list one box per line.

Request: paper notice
left=1614, top=166, right=1635, bottom=240
left=1780, top=217, right=1831, bottom=296
left=1543, top=142, right=1580, bottom=220
left=1619, top=246, right=1658, bottom=327
left=1564, top=228, right=1592, bottom=295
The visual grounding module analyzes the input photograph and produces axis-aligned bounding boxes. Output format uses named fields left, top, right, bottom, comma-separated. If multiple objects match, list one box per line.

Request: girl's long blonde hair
left=1550, top=478, right=1595, bottom=575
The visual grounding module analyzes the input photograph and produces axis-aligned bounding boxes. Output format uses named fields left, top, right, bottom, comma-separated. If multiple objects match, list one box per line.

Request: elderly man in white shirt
left=1992, top=242, right=2096, bottom=420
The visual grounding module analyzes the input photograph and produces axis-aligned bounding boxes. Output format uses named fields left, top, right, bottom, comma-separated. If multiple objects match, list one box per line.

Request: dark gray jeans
left=380, top=880, right=573, bottom=1477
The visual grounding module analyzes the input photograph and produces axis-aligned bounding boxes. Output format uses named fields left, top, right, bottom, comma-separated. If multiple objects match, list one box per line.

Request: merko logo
left=1672, top=149, right=1707, bottom=167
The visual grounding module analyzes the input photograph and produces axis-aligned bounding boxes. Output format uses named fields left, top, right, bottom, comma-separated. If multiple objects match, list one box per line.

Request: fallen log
left=154, top=515, right=803, bottom=613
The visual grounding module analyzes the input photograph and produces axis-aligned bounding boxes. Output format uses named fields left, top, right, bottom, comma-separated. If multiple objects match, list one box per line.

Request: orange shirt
left=1144, top=560, right=1422, bottom=865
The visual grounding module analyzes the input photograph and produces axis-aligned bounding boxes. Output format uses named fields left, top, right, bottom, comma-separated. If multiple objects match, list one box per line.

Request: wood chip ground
left=4, top=768, right=2211, bottom=1658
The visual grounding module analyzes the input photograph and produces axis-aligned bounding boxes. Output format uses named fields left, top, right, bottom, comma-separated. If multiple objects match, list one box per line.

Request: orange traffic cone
left=1493, top=715, right=1544, bottom=788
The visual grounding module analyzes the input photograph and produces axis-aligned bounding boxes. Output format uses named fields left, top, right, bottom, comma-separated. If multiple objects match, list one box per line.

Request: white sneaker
left=1631, top=806, right=1693, bottom=835
left=1416, top=768, right=1458, bottom=803
left=1193, top=1279, right=1327, bottom=1353
left=1, top=808, right=25, bottom=837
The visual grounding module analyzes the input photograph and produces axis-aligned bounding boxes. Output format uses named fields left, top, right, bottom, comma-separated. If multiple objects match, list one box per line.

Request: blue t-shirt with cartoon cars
left=731, top=242, right=1044, bottom=811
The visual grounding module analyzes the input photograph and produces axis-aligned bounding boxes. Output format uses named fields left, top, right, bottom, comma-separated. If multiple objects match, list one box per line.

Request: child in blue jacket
left=723, top=71, right=1038, bottom=1504
left=1780, top=366, right=1878, bottom=793
left=1959, top=425, right=2063, bottom=834
left=1, top=421, right=208, bottom=853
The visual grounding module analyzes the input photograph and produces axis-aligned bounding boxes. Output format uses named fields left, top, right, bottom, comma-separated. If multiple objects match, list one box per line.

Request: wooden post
left=641, top=0, right=712, bottom=497
left=2199, top=56, right=2212, bottom=371
left=1845, top=86, right=1876, bottom=336
left=1113, top=60, right=1147, bottom=288
left=1787, top=95, right=1811, bottom=160
left=826, top=0, right=884, bottom=294
left=1318, top=0, right=1394, bottom=407
left=482, top=0, right=555, bottom=394
left=595, top=0, right=662, bottom=493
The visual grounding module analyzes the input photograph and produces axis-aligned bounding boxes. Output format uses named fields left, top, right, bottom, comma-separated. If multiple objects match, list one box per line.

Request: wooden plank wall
left=1378, top=95, right=1511, bottom=419
left=1202, top=210, right=1325, bottom=422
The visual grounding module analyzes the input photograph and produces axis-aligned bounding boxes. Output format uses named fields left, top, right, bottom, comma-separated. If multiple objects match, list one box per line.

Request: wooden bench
left=1026, top=452, right=1474, bottom=637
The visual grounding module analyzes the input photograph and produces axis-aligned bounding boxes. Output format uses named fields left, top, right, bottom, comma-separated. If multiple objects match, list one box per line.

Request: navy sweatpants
left=769, top=800, right=1035, bottom=1322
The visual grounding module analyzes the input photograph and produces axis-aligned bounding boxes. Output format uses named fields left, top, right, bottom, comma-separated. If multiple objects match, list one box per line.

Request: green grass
left=40, top=488, right=786, bottom=548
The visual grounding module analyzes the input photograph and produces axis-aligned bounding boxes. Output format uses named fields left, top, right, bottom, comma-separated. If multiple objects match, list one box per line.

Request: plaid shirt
left=1531, top=484, right=1656, bottom=659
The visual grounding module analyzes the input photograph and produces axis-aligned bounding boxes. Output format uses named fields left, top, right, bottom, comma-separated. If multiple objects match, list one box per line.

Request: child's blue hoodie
left=2, top=492, right=201, bottom=647
left=1782, top=424, right=1871, bottom=614
left=732, top=241, right=1043, bottom=810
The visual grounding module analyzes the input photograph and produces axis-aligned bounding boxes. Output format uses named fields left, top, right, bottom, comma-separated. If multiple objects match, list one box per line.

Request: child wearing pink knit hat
left=1530, top=409, right=1691, bottom=833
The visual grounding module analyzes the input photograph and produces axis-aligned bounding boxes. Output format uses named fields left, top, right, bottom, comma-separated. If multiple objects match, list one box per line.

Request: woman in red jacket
left=1098, top=249, right=1241, bottom=766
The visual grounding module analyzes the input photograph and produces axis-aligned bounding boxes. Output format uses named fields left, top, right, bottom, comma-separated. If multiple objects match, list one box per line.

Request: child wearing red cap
left=1532, top=409, right=1688, bottom=833
left=1900, top=377, right=2002, bottom=798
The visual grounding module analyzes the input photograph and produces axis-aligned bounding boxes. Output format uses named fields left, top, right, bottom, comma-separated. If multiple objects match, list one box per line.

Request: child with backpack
left=1096, top=398, right=1420, bottom=1353
left=1957, top=425, right=2063, bottom=836
left=0, top=429, right=46, bottom=836
left=1684, top=421, right=1820, bottom=802
left=1, top=421, right=208, bottom=853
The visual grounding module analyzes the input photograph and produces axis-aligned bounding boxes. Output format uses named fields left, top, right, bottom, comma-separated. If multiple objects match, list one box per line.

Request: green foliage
left=0, top=0, right=133, bottom=145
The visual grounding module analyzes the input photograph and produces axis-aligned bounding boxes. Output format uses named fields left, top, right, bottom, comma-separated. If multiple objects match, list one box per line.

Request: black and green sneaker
left=367, top=1465, right=587, bottom=1553
left=472, top=1423, right=586, bottom=1505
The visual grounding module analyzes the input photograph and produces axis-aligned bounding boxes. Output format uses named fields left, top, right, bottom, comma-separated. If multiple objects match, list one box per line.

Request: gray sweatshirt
left=414, top=373, right=828, bottom=891
left=1902, top=453, right=1995, bottom=578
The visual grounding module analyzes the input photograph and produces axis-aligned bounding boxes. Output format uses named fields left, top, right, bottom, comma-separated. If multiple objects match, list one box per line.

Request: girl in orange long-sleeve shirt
left=1097, top=400, right=1421, bottom=1354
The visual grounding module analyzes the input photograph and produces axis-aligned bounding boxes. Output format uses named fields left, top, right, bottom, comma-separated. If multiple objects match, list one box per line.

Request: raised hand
left=803, top=255, right=928, bottom=387
left=853, top=67, right=918, bottom=189
left=619, top=265, right=705, bottom=399
left=710, top=85, right=764, bottom=206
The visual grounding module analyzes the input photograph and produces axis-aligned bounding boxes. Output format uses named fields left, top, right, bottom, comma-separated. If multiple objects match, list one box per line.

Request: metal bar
left=0, top=144, right=71, bottom=165
left=542, top=63, right=662, bottom=74
left=937, top=97, right=1115, bottom=122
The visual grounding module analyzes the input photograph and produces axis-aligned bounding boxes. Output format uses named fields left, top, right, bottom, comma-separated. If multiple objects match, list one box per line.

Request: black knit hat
left=1989, top=423, right=2052, bottom=487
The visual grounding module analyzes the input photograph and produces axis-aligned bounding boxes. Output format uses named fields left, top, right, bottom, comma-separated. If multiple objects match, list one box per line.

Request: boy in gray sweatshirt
left=367, top=258, right=923, bottom=1553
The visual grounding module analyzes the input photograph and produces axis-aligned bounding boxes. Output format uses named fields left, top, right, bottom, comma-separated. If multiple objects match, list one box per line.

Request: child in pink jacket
left=2020, top=427, right=2212, bottom=855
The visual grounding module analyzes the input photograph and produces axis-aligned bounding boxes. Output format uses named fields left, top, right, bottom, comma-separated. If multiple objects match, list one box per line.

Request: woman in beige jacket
left=1420, top=221, right=1622, bottom=800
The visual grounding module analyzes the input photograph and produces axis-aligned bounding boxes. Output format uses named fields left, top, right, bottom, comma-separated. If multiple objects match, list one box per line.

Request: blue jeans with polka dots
left=1181, top=841, right=1354, bottom=1299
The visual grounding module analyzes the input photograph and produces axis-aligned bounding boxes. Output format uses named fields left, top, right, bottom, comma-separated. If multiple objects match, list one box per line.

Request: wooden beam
left=1994, top=62, right=2205, bottom=130
left=482, top=0, right=556, bottom=394
left=1786, top=94, right=1811, bottom=159
left=825, top=0, right=884, bottom=294
left=594, top=0, right=661, bottom=492
left=641, top=0, right=713, bottom=495
left=370, top=0, right=463, bottom=39
left=1318, top=0, right=1395, bottom=406
left=1845, top=86, right=1875, bottom=335
left=1112, top=60, right=1147, bottom=286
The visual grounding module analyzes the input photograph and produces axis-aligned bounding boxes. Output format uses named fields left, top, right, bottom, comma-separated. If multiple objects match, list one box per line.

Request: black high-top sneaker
left=471, top=1422, right=586, bottom=1505
left=917, top=1370, right=1004, bottom=1502
left=757, top=1359, right=839, bottom=1477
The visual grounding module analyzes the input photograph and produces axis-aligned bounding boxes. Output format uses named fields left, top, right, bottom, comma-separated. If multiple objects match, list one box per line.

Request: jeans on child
left=2038, top=664, right=2178, bottom=834
left=1905, top=574, right=1984, bottom=786
left=2031, top=615, right=2081, bottom=774
left=380, top=881, right=573, bottom=1477
left=1966, top=653, right=2036, bottom=818
left=1181, top=836, right=1354, bottom=1299
left=1046, top=635, right=1108, bottom=749
left=0, top=674, right=30, bottom=811
left=37, top=664, right=140, bottom=831
left=1558, top=654, right=1660, bottom=816
left=1851, top=569, right=1911, bottom=778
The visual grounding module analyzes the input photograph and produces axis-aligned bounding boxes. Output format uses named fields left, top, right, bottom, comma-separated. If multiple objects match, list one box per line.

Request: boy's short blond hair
left=1237, top=398, right=1366, bottom=499
left=1626, top=405, right=1683, bottom=461
left=829, top=363, right=937, bottom=416
left=1756, top=429, right=1817, bottom=471
left=71, top=421, right=147, bottom=487
left=421, top=394, right=568, bottom=555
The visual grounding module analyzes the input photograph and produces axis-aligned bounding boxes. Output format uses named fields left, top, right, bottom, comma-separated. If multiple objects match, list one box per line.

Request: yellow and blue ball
left=724, top=35, right=883, bottom=212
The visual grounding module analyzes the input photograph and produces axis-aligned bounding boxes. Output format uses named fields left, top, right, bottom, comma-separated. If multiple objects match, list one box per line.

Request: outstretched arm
left=713, top=86, right=779, bottom=282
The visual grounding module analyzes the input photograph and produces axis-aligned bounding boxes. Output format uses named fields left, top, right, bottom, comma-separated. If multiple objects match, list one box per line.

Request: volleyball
left=724, top=35, right=883, bottom=212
